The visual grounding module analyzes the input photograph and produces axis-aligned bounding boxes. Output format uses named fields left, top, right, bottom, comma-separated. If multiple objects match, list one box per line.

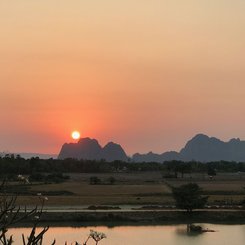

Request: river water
left=9, top=224, right=245, bottom=245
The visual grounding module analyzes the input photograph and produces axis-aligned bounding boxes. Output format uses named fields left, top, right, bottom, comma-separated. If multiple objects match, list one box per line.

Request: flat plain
left=8, top=171, right=245, bottom=207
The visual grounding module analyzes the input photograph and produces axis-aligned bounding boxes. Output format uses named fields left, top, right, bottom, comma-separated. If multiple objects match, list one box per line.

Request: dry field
left=5, top=172, right=245, bottom=207
left=164, top=172, right=245, bottom=205
left=15, top=172, right=172, bottom=206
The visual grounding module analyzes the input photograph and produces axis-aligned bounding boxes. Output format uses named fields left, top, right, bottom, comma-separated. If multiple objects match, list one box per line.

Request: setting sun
left=71, top=131, right=80, bottom=140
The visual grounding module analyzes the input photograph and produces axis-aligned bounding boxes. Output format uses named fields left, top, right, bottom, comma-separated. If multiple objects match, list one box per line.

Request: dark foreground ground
left=18, top=209, right=245, bottom=225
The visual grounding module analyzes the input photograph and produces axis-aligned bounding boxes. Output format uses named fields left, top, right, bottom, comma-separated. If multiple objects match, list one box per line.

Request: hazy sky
left=1, top=1, right=245, bottom=155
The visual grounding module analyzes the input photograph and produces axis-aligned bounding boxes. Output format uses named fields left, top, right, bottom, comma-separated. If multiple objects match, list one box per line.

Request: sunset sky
left=1, top=1, right=245, bottom=155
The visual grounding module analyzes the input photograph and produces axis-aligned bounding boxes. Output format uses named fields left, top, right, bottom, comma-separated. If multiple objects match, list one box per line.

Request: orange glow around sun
left=71, top=131, right=80, bottom=140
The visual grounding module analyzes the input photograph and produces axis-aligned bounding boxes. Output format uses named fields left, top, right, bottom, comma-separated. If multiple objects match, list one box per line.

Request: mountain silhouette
left=58, top=137, right=128, bottom=162
left=58, top=134, right=245, bottom=162
left=101, top=142, right=128, bottom=162
left=132, top=134, right=245, bottom=162
left=133, top=151, right=180, bottom=162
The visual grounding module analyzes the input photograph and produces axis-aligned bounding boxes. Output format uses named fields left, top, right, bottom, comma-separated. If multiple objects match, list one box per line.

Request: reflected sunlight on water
left=9, top=224, right=245, bottom=245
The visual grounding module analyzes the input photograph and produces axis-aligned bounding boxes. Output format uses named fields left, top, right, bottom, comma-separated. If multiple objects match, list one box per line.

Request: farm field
left=2, top=172, right=245, bottom=207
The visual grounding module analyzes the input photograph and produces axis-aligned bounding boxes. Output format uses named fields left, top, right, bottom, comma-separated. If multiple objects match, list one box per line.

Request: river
left=9, top=224, right=245, bottom=245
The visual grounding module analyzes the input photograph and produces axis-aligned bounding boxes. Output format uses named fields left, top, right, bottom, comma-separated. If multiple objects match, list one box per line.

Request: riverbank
left=21, top=209, right=245, bottom=225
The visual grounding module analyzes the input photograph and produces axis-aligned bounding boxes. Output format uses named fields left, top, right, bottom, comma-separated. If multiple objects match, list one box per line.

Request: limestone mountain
left=180, top=134, right=245, bottom=162
left=59, top=134, right=245, bottom=162
left=58, top=137, right=128, bottom=162
left=132, top=151, right=180, bottom=162
left=132, top=134, right=245, bottom=162
left=179, top=134, right=226, bottom=161
left=101, top=142, right=128, bottom=162
left=58, top=138, right=102, bottom=160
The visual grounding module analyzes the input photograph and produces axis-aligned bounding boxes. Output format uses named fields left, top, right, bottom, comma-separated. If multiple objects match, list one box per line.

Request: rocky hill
left=132, top=134, right=245, bottom=162
left=58, top=137, right=128, bottom=162
left=58, top=134, right=245, bottom=162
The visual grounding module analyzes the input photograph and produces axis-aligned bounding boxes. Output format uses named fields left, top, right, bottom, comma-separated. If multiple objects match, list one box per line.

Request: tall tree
left=172, top=183, right=208, bottom=213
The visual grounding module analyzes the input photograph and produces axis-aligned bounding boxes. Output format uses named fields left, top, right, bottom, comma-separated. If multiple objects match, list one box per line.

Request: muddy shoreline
left=17, top=210, right=245, bottom=225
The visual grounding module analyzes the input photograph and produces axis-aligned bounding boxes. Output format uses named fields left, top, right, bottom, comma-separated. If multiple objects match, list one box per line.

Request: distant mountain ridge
left=58, top=134, right=245, bottom=162
left=58, top=137, right=128, bottom=162
left=133, top=134, right=245, bottom=162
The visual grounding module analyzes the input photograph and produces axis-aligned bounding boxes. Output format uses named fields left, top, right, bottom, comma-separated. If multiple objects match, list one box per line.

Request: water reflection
left=8, top=224, right=245, bottom=245
left=176, top=223, right=205, bottom=237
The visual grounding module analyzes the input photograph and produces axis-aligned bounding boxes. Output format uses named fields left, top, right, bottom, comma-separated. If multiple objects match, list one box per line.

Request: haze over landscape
left=1, top=2, right=245, bottom=244
left=1, top=1, right=245, bottom=155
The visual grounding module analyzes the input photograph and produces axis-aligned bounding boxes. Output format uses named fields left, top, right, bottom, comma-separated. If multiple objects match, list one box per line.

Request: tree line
left=0, top=154, right=245, bottom=176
